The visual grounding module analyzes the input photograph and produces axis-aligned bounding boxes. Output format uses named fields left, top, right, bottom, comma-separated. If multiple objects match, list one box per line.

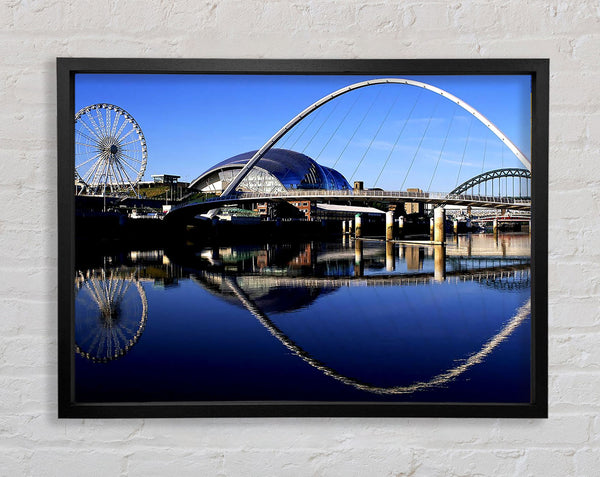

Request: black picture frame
left=57, top=58, right=548, bottom=418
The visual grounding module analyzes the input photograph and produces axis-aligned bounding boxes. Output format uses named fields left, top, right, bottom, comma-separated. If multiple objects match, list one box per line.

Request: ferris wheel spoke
left=108, top=326, right=120, bottom=353
left=77, top=328, right=96, bottom=349
left=113, top=326, right=130, bottom=348
left=76, top=128, right=102, bottom=146
left=118, top=150, right=142, bottom=163
left=76, top=152, right=103, bottom=170
left=112, top=158, right=134, bottom=183
left=111, top=166, right=122, bottom=191
left=93, top=158, right=111, bottom=190
left=110, top=163, right=127, bottom=189
left=107, top=163, right=117, bottom=185
left=78, top=119, right=103, bottom=142
left=96, top=333, right=107, bottom=359
left=116, top=155, right=142, bottom=174
left=92, top=278, right=109, bottom=305
left=75, top=141, right=99, bottom=149
left=82, top=277, right=100, bottom=302
left=118, top=164, right=137, bottom=188
left=82, top=157, right=105, bottom=186
left=110, top=110, right=123, bottom=137
left=105, top=108, right=113, bottom=136
left=117, top=127, right=137, bottom=143
left=86, top=153, right=108, bottom=187
left=118, top=151, right=144, bottom=165
left=86, top=110, right=105, bottom=139
left=111, top=162, right=128, bottom=187
left=78, top=163, right=99, bottom=185
left=120, top=279, right=133, bottom=297
left=118, top=138, right=143, bottom=147
left=84, top=163, right=103, bottom=189
left=95, top=108, right=108, bottom=136
left=87, top=328, right=106, bottom=358
left=113, top=277, right=126, bottom=297
left=117, top=155, right=144, bottom=177
left=81, top=114, right=104, bottom=139
left=115, top=117, right=129, bottom=139
left=76, top=148, right=102, bottom=157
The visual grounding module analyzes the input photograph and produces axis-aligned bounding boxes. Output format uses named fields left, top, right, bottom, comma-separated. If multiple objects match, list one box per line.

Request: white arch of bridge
left=221, top=78, right=531, bottom=198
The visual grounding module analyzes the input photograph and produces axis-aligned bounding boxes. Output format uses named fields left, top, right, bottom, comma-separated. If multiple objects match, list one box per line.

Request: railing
left=234, top=189, right=530, bottom=205
left=169, top=189, right=531, bottom=212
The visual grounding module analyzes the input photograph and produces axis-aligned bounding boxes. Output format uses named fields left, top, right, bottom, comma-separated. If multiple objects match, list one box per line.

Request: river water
left=74, top=233, right=531, bottom=403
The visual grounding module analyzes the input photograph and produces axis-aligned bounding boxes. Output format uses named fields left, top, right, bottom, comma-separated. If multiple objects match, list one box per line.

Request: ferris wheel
left=75, top=104, right=147, bottom=195
left=74, top=269, right=148, bottom=363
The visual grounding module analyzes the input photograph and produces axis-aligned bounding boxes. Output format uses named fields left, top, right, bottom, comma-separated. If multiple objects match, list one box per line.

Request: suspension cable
left=288, top=104, right=323, bottom=151
left=332, top=87, right=384, bottom=169
left=427, top=107, right=458, bottom=192
left=314, top=90, right=363, bottom=165
left=455, top=116, right=474, bottom=188
left=400, top=96, right=441, bottom=191
left=373, top=89, right=423, bottom=188
left=481, top=138, right=488, bottom=174
left=302, top=99, right=341, bottom=154
left=349, top=90, right=401, bottom=182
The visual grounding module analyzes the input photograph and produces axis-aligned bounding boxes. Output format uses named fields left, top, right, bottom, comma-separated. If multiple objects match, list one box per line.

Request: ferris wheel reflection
left=74, top=269, right=148, bottom=363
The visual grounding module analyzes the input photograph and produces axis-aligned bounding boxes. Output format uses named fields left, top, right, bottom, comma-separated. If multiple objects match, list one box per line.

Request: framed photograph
left=58, top=58, right=548, bottom=418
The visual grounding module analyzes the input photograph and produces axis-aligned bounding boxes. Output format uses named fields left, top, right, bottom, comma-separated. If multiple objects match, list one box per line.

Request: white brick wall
left=1, top=1, right=598, bottom=475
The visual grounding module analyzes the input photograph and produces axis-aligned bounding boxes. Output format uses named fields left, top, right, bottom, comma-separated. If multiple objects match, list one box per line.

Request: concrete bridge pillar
left=398, top=216, right=405, bottom=237
left=355, top=213, right=362, bottom=238
left=453, top=218, right=459, bottom=234
left=354, top=238, right=363, bottom=277
left=430, top=217, right=434, bottom=240
left=348, top=219, right=353, bottom=236
left=434, top=245, right=446, bottom=282
left=386, top=241, right=395, bottom=271
left=434, top=207, right=446, bottom=244
left=342, top=220, right=347, bottom=235
left=493, top=216, right=499, bottom=235
left=386, top=211, right=394, bottom=240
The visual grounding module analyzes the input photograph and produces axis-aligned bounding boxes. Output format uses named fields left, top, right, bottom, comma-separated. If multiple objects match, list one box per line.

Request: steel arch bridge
left=449, top=168, right=531, bottom=197
left=220, top=77, right=531, bottom=199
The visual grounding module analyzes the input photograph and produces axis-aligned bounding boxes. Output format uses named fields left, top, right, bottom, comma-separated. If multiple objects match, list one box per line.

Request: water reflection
left=224, top=273, right=530, bottom=395
left=75, top=269, right=148, bottom=362
left=74, top=234, right=531, bottom=402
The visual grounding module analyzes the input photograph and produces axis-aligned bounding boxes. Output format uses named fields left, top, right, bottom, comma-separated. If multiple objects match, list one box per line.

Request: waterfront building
left=188, top=149, right=351, bottom=218
left=136, top=174, right=190, bottom=201
left=189, top=148, right=351, bottom=194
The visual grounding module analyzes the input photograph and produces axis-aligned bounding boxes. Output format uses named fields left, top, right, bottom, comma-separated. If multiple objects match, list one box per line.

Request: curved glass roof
left=190, top=149, right=351, bottom=192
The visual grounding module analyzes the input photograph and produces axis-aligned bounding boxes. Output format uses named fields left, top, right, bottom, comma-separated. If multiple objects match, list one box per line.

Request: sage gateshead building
left=188, top=148, right=351, bottom=195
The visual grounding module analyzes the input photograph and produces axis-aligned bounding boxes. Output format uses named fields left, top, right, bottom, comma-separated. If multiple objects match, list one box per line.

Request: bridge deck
left=167, top=189, right=531, bottom=219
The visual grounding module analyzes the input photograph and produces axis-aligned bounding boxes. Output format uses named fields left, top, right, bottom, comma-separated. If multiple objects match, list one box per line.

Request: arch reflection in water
left=75, top=269, right=148, bottom=363
left=208, top=270, right=530, bottom=395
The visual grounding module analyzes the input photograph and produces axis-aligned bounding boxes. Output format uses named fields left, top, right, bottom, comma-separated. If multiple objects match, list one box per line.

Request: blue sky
left=75, top=73, right=531, bottom=192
